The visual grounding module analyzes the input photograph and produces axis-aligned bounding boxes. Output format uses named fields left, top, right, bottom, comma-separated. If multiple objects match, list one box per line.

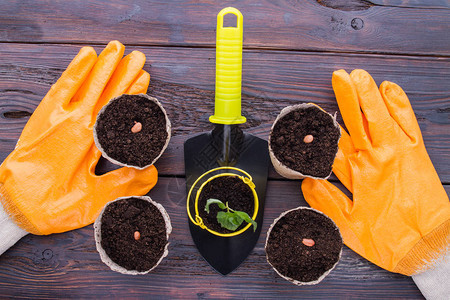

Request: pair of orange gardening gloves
left=302, top=69, right=449, bottom=299
left=0, top=41, right=157, bottom=255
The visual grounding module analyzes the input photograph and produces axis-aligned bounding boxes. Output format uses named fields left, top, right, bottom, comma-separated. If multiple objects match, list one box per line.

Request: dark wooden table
left=0, top=1, right=449, bottom=298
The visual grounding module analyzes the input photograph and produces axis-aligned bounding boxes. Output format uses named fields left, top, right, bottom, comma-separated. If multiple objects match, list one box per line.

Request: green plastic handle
left=209, top=7, right=246, bottom=125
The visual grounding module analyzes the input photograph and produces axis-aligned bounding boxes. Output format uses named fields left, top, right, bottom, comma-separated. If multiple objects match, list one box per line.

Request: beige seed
left=131, top=122, right=142, bottom=133
left=134, top=231, right=141, bottom=240
left=302, top=238, right=315, bottom=247
left=303, top=135, right=314, bottom=143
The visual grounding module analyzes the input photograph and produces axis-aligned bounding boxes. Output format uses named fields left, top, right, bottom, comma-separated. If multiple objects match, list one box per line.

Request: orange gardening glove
left=301, top=70, right=449, bottom=280
left=0, top=41, right=157, bottom=254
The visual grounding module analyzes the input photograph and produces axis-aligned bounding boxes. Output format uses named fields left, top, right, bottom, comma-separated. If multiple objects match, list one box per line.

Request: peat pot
left=94, top=196, right=172, bottom=275
left=94, top=93, right=171, bottom=169
left=269, top=103, right=340, bottom=179
left=265, top=207, right=343, bottom=285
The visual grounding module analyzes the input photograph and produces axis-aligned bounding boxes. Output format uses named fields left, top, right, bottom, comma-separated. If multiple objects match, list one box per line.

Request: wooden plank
left=318, top=0, right=450, bottom=10
left=0, top=178, right=431, bottom=299
left=0, top=0, right=449, bottom=55
left=0, top=44, right=448, bottom=181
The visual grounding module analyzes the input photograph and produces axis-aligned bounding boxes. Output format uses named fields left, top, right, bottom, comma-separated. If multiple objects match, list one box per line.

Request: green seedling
left=205, top=199, right=257, bottom=232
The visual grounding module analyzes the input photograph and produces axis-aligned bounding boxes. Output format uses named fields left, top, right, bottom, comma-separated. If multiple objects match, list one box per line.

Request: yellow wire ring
left=186, top=166, right=259, bottom=237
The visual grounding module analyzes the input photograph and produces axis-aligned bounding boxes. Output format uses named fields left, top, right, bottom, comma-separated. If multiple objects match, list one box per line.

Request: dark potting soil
left=270, top=106, right=340, bottom=178
left=266, top=209, right=342, bottom=283
left=95, top=94, right=168, bottom=168
left=197, top=176, right=254, bottom=234
left=100, top=197, right=168, bottom=272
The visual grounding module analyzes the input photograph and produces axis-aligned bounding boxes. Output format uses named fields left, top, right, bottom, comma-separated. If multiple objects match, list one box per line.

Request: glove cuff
left=0, top=183, right=41, bottom=235
left=0, top=202, right=28, bottom=255
left=412, top=249, right=450, bottom=300
left=394, top=219, right=449, bottom=275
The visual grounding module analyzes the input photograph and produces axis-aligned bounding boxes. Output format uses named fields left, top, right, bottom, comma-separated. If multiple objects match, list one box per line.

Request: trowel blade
left=184, top=131, right=269, bottom=275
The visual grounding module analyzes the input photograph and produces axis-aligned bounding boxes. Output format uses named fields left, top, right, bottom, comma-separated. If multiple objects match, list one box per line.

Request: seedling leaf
left=234, top=211, right=257, bottom=232
left=217, top=211, right=243, bottom=231
left=205, top=198, right=227, bottom=214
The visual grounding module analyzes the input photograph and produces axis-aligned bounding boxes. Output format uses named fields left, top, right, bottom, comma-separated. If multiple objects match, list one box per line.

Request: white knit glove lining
left=0, top=203, right=28, bottom=255
left=412, top=248, right=450, bottom=300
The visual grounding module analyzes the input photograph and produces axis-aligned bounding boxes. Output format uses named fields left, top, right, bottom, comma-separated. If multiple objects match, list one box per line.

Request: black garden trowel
left=184, top=7, right=269, bottom=275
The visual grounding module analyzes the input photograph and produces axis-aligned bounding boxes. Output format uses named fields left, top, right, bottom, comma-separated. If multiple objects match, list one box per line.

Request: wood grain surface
left=0, top=0, right=448, bottom=299
left=0, top=0, right=449, bottom=55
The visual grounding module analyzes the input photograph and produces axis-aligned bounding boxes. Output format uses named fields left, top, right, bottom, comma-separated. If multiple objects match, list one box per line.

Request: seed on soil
left=303, top=135, right=314, bottom=143
left=131, top=121, right=142, bottom=133
left=134, top=231, right=141, bottom=240
left=302, top=238, right=315, bottom=247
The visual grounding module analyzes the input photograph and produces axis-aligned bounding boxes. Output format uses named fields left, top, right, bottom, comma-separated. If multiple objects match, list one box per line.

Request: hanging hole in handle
left=223, top=13, right=238, bottom=28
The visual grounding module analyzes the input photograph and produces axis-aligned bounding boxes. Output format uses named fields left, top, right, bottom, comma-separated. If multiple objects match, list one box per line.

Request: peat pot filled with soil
left=188, top=168, right=259, bottom=237
left=94, top=196, right=172, bottom=275
left=269, top=103, right=340, bottom=179
left=265, top=207, right=343, bottom=285
left=94, top=93, right=171, bottom=169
